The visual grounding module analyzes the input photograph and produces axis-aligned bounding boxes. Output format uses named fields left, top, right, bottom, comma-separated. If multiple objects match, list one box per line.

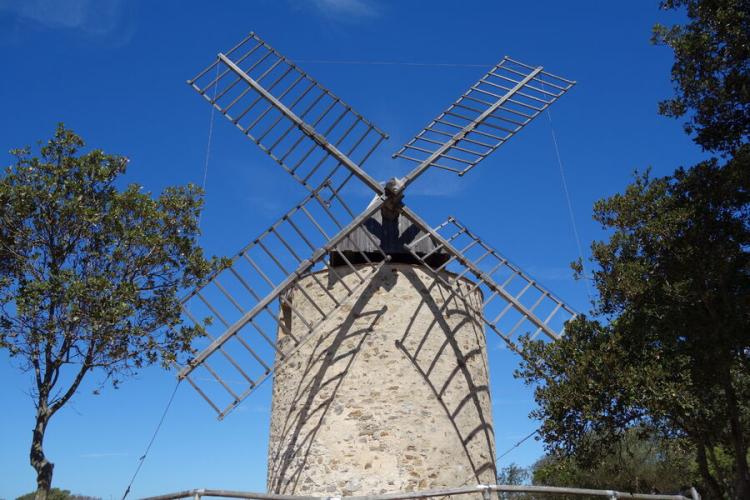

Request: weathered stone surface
left=267, top=263, right=496, bottom=496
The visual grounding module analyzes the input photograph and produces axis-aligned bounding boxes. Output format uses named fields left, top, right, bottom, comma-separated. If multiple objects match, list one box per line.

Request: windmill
left=179, top=32, right=577, bottom=497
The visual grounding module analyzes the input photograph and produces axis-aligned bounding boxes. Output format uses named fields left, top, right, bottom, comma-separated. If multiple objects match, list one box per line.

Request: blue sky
left=0, top=1, right=706, bottom=498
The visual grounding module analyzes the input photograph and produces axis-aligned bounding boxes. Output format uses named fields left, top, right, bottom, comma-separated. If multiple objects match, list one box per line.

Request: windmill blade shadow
left=396, top=270, right=497, bottom=486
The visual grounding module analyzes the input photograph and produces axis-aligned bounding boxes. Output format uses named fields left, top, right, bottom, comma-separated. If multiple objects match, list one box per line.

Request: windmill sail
left=395, top=57, right=574, bottom=185
left=181, top=31, right=579, bottom=420
left=179, top=186, right=388, bottom=419
left=189, top=32, right=388, bottom=195
left=401, top=210, right=576, bottom=355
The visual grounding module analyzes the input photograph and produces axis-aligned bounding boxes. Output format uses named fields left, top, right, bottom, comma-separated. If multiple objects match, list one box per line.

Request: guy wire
left=121, top=379, right=182, bottom=500
left=198, top=64, right=219, bottom=229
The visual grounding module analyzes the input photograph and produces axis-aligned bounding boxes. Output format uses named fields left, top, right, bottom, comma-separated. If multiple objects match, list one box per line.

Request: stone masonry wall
left=267, top=263, right=496, bottom=496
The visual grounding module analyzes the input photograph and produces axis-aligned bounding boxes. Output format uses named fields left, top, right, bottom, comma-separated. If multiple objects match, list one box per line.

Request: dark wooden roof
left=330, top=205, right=449, bottom=267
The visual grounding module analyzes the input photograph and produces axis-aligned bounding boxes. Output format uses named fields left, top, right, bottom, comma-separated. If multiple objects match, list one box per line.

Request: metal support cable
left=458, top=428, right=539, bottom=486
left=122, top=66, right=214, bottom=500
left=496, top=429, right=539, bottom=462
left=198, top=64, right=219, bottom=229
left=121, top=380, right=182, bottom=500
left=545, top=109, right=594, bottom=303
left=292, top=59, right=493, bottom=68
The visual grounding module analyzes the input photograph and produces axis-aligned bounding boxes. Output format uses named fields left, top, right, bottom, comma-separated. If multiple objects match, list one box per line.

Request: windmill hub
left=329, top=182, right=449, bottom=267
left=382, top=177, right=404, bottom=219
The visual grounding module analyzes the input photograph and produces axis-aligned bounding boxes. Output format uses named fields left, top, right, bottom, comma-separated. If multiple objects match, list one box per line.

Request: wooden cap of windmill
left=330, top=178, right=450, bottom=268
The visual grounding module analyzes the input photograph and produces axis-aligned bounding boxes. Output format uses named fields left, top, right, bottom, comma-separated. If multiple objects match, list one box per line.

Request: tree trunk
left=722, top=373, right=750, bottom=499
left=696, top=440, right=724, bottom=499
left=30, top=407, right=54, bottom=500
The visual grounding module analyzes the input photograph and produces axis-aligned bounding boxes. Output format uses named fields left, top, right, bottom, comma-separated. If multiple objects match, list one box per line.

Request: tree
left=517, top=1, right=750, bottom=497
left=532, top=429, right=699, bottom=495
left=16, top=489, right=100, bottom=500
left=0, top=125, right=218, bottom=500
left=497, top=463, right=530, bottom=485
left=517, top=151, right=749, bottom=498
left=653, top=0, right=750, bottom=154
left=496, top=463, right=530, bottom=499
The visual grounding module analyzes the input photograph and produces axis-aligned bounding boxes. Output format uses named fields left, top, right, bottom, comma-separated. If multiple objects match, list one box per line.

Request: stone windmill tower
left=178, top=32, right=576, bottom=497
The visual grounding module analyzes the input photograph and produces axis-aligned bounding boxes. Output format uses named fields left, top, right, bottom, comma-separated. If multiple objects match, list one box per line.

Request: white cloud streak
left=0, top=0, right=127, bottom=37
left=301, top=0, right=380, bottom=20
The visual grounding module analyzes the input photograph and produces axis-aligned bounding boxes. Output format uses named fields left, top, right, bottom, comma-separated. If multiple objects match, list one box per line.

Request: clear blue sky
left=0, top=1, right=705, bottom=498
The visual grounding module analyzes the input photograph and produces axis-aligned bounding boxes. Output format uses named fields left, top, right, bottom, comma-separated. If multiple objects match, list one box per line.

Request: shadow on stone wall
left=268, top=273, right=387, bottom=494
left=396, top=270, right=496, bottom=484
left=267, top=264, right=495, bottom=495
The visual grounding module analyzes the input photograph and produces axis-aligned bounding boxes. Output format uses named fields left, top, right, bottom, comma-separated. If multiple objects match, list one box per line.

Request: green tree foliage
left=517, top=151, right=749, bottom=498
left=517, top=1, right=750, bottom=497
left=0, top=125, right=219, bottom=500
left=653, top=0, right=750, bottom=154
left=497, top=463, right=530, bottom=486
left=496, top=463, right=531, bottom=499
left=16, top=489, right=99, bottom=500
left=532, top=429, right=699, bottom=495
